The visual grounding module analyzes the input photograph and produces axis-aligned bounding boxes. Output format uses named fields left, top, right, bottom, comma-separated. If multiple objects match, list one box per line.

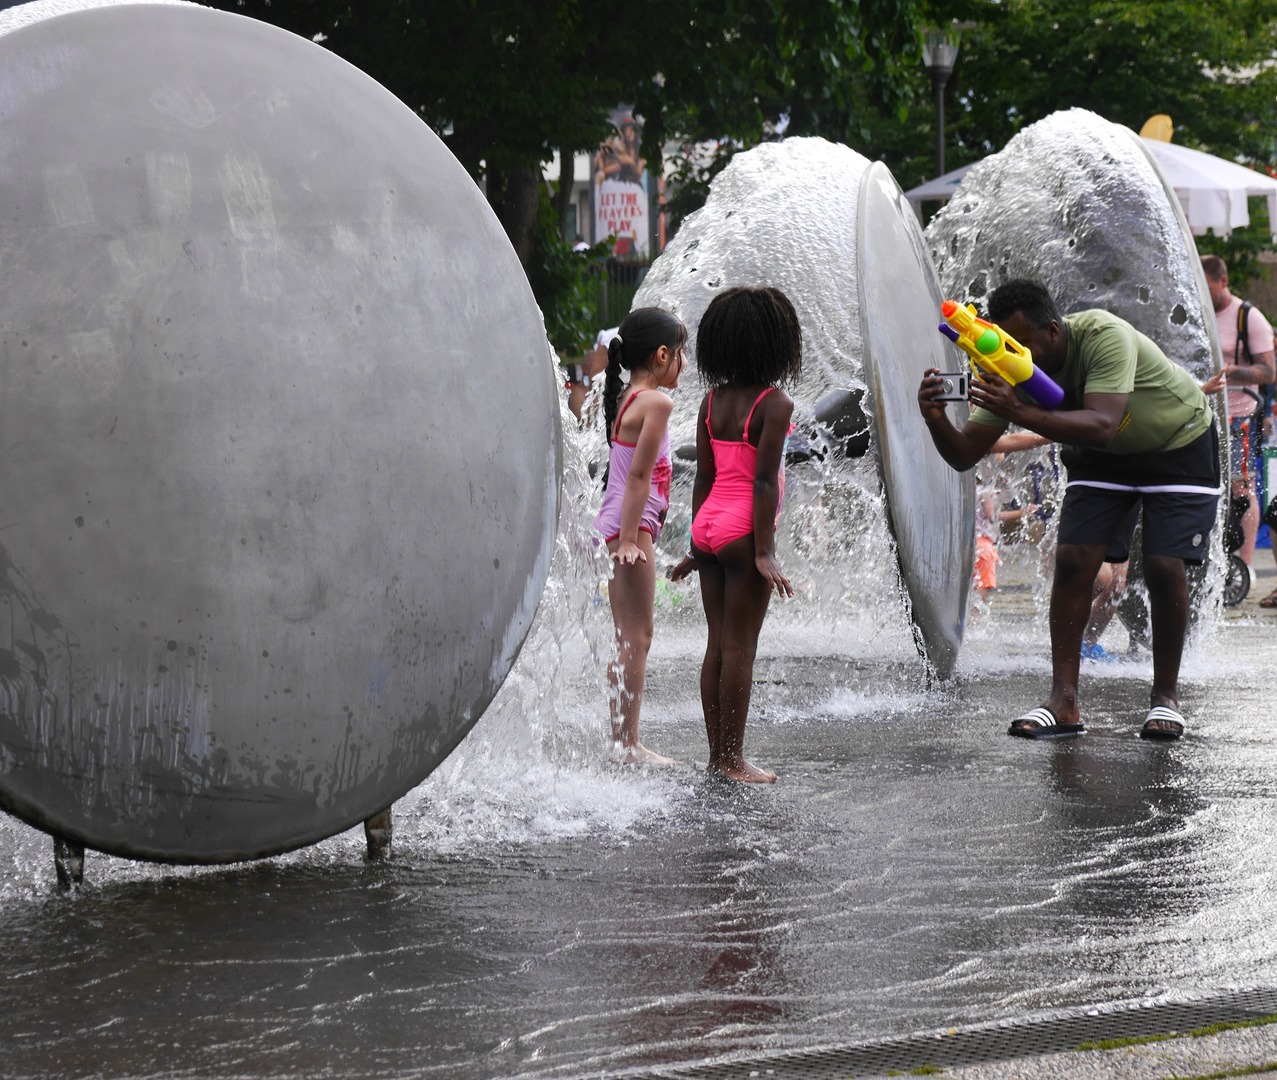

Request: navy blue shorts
left=1057, top=425, right=1220, bottom=564
left=1058, top=487, right=1217, bottom=562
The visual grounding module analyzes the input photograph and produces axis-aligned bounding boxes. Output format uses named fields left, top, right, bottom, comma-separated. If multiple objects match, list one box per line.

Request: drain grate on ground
left=621, top=987, right=1277, bottom=1079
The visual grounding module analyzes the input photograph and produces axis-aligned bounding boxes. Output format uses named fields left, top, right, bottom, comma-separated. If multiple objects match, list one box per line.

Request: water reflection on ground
left=3, top=600, right=1277, bottom=1080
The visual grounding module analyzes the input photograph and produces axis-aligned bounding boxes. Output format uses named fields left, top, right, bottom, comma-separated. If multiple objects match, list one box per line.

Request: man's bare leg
left=1143, top=552, right=1189, bottom=733
left=1009, top=543, right=1107, bottom=732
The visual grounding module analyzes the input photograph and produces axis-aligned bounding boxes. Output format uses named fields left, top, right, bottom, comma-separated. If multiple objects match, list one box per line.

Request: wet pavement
left=3, top=543, right=1277, bottom=1080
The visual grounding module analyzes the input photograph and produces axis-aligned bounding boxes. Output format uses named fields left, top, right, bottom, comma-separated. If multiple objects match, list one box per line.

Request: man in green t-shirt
left=918, top=279, right=1219, bottom=742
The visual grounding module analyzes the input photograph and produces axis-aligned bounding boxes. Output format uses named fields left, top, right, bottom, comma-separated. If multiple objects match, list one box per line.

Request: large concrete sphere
left=926, top=109, right=1223, bottom=385
left=858, top=163, right=974, bottom=677
left=0, top=1, right=560, bottom=861
left=925, top=108, right=1226, bottom=575
left=634, top=139, right=972, bottom=677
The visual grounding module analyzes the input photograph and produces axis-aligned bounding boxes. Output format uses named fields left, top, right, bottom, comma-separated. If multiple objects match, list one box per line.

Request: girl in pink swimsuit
left=672, top=287, right=802, bottom=783
left=593, top=307, right=687, bottom=765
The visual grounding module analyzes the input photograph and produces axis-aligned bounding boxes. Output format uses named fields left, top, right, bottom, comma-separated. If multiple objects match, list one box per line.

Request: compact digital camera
left=933, top=372, right=969, bottom=402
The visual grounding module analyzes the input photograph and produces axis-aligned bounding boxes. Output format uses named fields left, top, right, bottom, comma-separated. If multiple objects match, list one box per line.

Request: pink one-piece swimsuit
left=691, top=387, right=787, bottom=555
left=593, top=389, right=672, bottom=542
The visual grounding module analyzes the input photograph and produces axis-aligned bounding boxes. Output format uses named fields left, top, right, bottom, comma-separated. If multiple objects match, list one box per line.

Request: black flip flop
left=1139, top=705, right=1185, bottom=741
left=1008, top=706, right=1086, bottom=739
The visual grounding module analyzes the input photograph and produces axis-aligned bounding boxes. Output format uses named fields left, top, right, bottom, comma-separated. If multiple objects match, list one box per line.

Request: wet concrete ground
left=2, top=543, right=1277, bottom=1080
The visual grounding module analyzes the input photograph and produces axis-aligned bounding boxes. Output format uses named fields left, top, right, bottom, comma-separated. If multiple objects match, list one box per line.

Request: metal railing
left=584, top=258, right=651, bottom=327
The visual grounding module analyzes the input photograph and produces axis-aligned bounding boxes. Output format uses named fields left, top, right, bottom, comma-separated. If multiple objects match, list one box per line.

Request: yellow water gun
left=938, top=300, right=1064, bottom=409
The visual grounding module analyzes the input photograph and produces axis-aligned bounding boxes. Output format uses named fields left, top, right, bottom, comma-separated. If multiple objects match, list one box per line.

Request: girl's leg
left=605, top=533, right=673, bottom=764
left=694, top=546, right=726, bottom=763
left=711, top=534, right=776, bottom=782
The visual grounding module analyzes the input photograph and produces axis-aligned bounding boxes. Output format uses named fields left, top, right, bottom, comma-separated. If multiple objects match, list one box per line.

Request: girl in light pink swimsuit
left=593, top=307, right=687, bottom=765
left=671, top=287, right=802, bottom=783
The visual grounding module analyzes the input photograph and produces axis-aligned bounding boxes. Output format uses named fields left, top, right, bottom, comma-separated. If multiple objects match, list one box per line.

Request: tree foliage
left=203, top=0, right=926, bottom=345
left=880, top=0, right=1277, bottom=190
left=205, top=2, right=1277, bottom=336
left=528, top=190, right=612, bottom=355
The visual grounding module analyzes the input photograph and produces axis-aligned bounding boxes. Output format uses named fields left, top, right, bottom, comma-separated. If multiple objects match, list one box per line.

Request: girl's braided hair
left=602, top=306, right=687, bottom=436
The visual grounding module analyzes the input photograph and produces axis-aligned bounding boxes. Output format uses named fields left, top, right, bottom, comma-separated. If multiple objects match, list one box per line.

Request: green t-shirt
left=968, top=309, right=1212, bottom=454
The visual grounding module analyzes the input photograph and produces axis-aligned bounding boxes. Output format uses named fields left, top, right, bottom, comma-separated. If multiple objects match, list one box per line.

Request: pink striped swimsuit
left=691, top=388, right=788, bottom=555
left=593, top=389, right=673, bottom=542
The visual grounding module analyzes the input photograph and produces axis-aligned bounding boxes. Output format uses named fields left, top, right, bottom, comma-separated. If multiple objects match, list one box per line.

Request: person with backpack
left=1202, top=255, right=1277, bottom=604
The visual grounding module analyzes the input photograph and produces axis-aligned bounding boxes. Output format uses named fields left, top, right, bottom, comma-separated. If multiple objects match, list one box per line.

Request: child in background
left=972, top=482, right=1004, bottom=605
left=594, top=307, right=688, bottom=764
left=673, top=287, right=801, bottom=783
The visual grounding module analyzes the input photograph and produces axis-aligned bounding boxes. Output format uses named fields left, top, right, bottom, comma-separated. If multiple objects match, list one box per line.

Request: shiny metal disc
left=0, top=1, right=559, bottom=861
left=858, top=163, right=975, bottom=678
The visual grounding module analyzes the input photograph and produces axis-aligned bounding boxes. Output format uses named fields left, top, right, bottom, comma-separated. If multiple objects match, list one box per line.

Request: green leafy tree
left=204, top=0, right=926, bottom=345
left=874, top=0, right=1277, bottom=192
left=528, top=190, right=612, bottom=355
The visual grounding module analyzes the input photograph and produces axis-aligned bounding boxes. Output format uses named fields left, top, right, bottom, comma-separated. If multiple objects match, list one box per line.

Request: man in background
left=1201, top=255, right=1276, bottom=604
left=563, top=327, right=617, bottom=422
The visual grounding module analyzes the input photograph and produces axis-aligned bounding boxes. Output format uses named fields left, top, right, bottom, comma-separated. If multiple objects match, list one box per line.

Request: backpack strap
left=1238, top=300, right=1254, bottom=365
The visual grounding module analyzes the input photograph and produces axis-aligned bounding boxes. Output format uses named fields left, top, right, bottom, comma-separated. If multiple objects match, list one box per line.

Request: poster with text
left=593, top=107, right=648, bottom=258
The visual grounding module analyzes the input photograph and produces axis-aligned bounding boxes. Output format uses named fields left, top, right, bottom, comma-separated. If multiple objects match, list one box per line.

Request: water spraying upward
left=925, top=108, right=1228, bottom=626
left=635, top=138, right=974, bottom=676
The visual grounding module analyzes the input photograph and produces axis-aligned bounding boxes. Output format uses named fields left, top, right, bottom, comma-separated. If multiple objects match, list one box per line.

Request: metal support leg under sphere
left=364, top=808, right=393, bottom=861
left=53, top=836, right=85, bottom=891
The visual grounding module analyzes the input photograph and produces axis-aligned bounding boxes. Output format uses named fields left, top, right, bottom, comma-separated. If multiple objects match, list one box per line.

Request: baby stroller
left=1222, top=387, right=1268, bottom=608
left=1222, top=491, right=1252, bottom=607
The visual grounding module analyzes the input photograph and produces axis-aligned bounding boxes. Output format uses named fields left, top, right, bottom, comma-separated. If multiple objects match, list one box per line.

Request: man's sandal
left=1008, top=706, right=1086, bottom=739
left=1139, top=705, right=1185, bottom=741
left=1260, top=590, right=1277, bottom=609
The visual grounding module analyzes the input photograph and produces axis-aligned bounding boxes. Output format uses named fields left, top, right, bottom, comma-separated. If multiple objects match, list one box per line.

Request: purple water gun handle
left=1021, top=367, right=1064, bottom=410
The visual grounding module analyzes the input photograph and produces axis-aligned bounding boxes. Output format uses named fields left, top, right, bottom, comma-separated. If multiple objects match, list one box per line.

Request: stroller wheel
left=1223, top=552, right=1251, bottom=607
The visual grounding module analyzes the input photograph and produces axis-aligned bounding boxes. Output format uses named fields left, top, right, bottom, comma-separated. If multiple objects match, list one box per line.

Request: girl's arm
left=670, top=394, right=715, bottom=581
left=751, top=391, right=794, bottom=597
left=991, top=431, right=1052, bottom=454
left=613, top=394, right=673, bottom=565
left=998, top=505, right=1039, bottom=525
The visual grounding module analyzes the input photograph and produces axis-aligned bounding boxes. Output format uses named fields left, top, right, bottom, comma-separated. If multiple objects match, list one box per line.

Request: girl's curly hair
left=696, top=286, right=802, bottom=388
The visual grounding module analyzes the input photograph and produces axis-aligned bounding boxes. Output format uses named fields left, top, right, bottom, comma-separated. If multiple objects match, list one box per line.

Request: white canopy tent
left=903, top=162, right=973, bottom=218
left=904, top=137, right=1277, bottom=240
left=1140, top=139, right=1277, bottom=240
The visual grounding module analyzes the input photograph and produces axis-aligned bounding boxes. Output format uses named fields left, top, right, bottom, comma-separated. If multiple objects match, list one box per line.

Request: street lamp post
left=921, top=24, right=973, bottom=179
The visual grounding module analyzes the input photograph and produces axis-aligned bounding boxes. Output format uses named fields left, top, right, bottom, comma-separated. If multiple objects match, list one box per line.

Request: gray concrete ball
left=0, top=1, right=560, bottom=862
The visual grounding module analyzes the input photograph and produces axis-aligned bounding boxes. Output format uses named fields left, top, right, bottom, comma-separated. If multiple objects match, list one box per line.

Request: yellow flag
left=1140, top=114, right=1174, bottom=142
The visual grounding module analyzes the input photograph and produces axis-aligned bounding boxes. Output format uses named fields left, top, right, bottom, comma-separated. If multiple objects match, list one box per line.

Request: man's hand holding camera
left=918, top=367, right=1023, bottom=424
left=916, top=368, right=951, bottom=424
left=967, top=370, right=1025, bottom=423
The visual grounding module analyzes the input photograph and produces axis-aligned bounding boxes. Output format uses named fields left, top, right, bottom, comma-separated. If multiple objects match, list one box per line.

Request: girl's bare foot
left=707, top=760, right=777, bottom=783
left=609, top=741, right=678, bottom=766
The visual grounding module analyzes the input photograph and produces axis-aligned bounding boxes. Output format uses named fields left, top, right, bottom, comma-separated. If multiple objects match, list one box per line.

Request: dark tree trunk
left=552, top=149, right=573, bottom=242
left=489, top=162, right=541, bottom=270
